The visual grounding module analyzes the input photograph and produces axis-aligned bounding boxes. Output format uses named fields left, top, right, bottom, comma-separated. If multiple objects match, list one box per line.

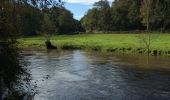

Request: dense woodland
left=0, top=0, right=84, bottom=37
left=82, top=0, right=170, bottom=32
left=1, top=0, right=170, bottom=37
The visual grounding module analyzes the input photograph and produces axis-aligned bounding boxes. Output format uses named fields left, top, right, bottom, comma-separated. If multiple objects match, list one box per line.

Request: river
left=23, top=50, right=170, bottom=100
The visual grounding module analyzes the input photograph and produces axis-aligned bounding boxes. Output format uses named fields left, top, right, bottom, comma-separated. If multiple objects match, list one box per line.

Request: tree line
left=0, top=0, right=84, bottom=37
left=81, top=0, right=170, bottom=32
left=31, top=6, right=84, bottom=35
left=1, top=0, right=170, bottom=37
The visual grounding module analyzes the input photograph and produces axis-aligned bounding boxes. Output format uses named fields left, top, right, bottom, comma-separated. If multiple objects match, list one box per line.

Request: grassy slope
left=19, top=34, right=170, bottom=53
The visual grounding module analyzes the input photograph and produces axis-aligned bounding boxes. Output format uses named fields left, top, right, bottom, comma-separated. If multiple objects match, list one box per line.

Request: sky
left=65, top=0, right=113, bottom=20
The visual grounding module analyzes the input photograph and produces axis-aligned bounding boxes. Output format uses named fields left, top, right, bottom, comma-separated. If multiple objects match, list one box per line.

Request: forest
left=82, top=0, right=170, bottom=32
left=1, top=0, right=170, bottom=37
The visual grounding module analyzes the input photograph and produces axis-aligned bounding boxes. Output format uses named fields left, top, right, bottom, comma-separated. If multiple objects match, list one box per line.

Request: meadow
left=19, top=34, right=170, bottom=55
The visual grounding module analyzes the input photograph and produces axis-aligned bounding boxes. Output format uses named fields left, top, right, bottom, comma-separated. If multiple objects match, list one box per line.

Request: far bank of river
left=19, top=34, right=170, bottom=56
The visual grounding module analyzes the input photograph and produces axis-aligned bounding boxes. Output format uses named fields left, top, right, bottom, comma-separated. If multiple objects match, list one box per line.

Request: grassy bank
left=19, top=34, right=170, bottom=55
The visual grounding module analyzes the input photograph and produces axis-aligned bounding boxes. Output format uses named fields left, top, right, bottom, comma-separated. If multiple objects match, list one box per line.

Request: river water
left=23, top=50, right=170, bottom=100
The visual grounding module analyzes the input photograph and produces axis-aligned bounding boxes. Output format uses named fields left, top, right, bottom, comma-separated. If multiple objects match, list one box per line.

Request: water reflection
left=24, top=50, right=170, bottom=100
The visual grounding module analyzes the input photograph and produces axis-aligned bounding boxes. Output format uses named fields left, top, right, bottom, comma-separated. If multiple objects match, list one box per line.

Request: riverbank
left=19, top=34, right=170, bottom=55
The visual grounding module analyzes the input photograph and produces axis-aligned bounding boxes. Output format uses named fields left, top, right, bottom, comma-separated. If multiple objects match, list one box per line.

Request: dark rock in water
left=45, top=41, right=56, bottom=49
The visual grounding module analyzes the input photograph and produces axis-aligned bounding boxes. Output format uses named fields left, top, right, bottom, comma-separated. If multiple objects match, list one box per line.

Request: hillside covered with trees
left=0, top=0, right=84, bottom=37
left=1, top=0, right=170, bottom=37
left=81, top=0, right=170, bottom=32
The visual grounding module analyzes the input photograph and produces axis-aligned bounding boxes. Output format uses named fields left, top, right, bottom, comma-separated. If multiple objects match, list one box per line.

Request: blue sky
left=65, top=0, right=113, bottom=20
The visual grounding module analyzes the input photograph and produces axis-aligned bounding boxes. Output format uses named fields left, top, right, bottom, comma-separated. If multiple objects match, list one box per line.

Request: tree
left=128, top=0, right=144, bottom=30
left=141, top=0, right=170, bottom=32
left=0, top=0, right=63, bottom=99
left=58, top=9, right=75, bottom=33
left=111, top=0, right=131, bottom=30
left=93, top=0, right=110, bottom=9
left=50, top=7, right=81, bottom=34
left=74, top=19, right=85, bottom=33
left=152, top=0, right=170, bottom=32
left=41, top=13, right=55, bottom=39
left=81, top=8, right=99, bottom=32
left=94, top=0, right=111, bottom=31
left=81, top=0, right=169, bottom=32
left=0, top=0, right=20, bottom=42
left=140, top=0, right=154, bottom=31
left=0, top=0, right=33, bottom=99
left=81, top=0, right=111, bottom=32
left=20, top=5, right=42, bottom=35
left=138, top=33, right=159, bottom=56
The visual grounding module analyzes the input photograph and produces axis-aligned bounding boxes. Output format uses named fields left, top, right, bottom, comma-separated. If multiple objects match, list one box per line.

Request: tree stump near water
left=45, top=40, right=57, bottom=49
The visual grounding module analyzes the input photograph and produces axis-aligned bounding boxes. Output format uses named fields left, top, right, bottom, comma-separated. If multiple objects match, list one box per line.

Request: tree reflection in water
left=0, top=42, right=35, bottom=100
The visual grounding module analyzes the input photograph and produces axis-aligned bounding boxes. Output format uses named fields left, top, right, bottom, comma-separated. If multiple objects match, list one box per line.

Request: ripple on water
left=23, top=50, right=170, bottom=100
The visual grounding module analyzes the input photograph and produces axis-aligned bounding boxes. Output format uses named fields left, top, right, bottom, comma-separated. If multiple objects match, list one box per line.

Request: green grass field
left=19, top=34, right=170, bottom=54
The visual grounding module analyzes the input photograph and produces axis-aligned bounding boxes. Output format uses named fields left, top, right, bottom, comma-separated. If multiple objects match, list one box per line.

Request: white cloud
left=67, top=0, right=113, bottom=5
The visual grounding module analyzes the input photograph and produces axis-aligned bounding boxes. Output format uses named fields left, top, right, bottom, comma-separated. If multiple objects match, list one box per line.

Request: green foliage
left=128, top=0, right=143, bottom=30
left=93, top=0, right=110, bottom=9
left=41, top=13, right=55, bottom=35
left=57, top=9, right=75, bottom=33
left=0, top=0, right=81, bottom=37
left=153, top=0, right=170, bottom=32
left=81, top=8, right=99, bottom=31
left=45, top=7, right=84, bottom=34
left=0, top=1, right=20, bottom=42
left=140, top=0, right=154, bottom=30
left=81, top=0, right=170, bottom=32
left=19, top=5, right=42, bottom=35
left=111, top=0, right=131, bottom=30
left=140, top=0, right=170, bottom=31
left=82, top=0, right=111, bottom=32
